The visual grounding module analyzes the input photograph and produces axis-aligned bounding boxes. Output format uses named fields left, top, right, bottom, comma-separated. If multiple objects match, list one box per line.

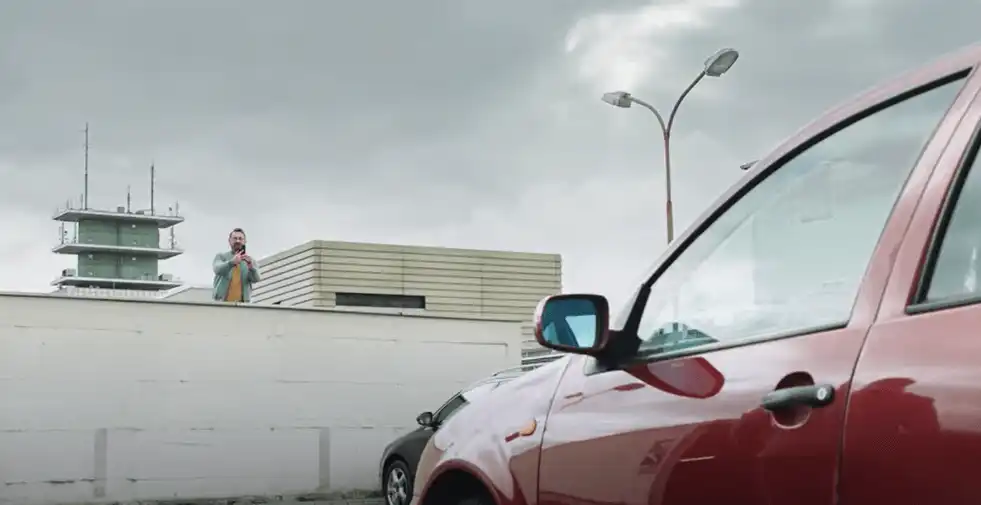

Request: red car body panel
left=838, top=52, right=981, bottom=504
left=415, top=358, right=573, bottom=505
left=413, top=43, right=981, bottom=505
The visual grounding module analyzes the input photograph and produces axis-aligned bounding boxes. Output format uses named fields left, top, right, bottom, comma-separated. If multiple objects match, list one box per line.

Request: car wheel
left=384, top=460, right=413, bottom=505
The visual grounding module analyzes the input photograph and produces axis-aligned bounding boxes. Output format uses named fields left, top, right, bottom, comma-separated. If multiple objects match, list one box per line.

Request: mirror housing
left=628, top=357, right=725, bottom=399
left=416, top=411, right=434, bottom=427
left=534, top=294, right=611, bottom=355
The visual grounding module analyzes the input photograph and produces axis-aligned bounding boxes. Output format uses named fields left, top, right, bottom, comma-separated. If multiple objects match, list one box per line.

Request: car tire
left=384, top=460, right=413, bottom=505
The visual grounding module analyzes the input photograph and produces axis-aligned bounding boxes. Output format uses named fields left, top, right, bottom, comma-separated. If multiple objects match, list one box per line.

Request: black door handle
left=761, top=384, right=835, bottom=412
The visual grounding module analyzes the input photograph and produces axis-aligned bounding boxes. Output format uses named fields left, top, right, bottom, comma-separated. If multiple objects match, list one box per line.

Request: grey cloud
left=0, top=1, right=649, bottom=215
left=0, top=1, right=622, bottom=152
left=0, top=0, right=979, bottom=298
left=616, top=0, right=981, bottom=155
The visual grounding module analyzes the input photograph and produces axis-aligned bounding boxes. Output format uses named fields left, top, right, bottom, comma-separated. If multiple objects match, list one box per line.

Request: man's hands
left=232, top=251, right=253, bottom=266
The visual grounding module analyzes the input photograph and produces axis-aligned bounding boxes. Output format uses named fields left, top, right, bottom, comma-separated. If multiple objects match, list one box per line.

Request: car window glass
left=433, top=381, right=503, bottom=424
left=923, top=135, right=981, bottom=302
left=637, top=76, right=965, bottom=355
left=433, top=394, right=465, bottom=425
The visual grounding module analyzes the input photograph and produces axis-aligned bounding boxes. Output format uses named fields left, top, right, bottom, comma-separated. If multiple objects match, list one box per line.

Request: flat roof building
left=252, top=240, right=562, bottom=358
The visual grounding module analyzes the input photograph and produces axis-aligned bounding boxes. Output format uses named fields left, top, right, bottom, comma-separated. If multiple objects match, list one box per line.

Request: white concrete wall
left=0, top=293, right=521, bottom=504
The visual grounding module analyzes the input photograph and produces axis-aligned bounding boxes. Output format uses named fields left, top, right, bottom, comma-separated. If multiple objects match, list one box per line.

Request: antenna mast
left=83, top=123, right=90, bottom=209
left=150, top=162, right=155, bottom=215
left=170, top=201, right=179, bottom=247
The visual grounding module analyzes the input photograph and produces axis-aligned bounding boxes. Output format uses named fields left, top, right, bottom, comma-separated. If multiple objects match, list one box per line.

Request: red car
left=411, top=43, right=981, bottom=505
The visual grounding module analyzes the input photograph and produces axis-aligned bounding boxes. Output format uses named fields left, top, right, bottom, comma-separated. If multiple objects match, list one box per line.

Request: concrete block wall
left=0, top=293, right=521, bottom=504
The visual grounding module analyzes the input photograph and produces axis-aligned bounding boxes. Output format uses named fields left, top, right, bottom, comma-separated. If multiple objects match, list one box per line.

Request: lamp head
left=601, top=91, right=633, bottom=108
left=704, top=48, right=739, bottom=77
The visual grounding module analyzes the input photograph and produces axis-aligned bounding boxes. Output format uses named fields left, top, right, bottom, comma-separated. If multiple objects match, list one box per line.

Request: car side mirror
left=534, top=294, right=611, bottom=356
left=416, top=411, right=434, bottom=427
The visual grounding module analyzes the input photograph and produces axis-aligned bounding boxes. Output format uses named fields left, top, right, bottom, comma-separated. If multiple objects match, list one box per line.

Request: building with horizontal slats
left=252, top=240, right=561, bottom=357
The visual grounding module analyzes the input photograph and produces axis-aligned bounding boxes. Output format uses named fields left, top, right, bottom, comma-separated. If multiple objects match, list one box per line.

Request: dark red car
left=411, top=43, right=981, bottom=505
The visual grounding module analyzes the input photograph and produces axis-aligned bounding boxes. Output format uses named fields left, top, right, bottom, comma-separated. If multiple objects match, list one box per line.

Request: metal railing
left=54, top=236, right=182, bottom=250
left=53, top=202, right=183, bottom=218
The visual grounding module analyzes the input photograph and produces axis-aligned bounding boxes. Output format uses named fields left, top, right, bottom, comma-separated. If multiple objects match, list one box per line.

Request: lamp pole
left=602, top=48, right=740, bottom=244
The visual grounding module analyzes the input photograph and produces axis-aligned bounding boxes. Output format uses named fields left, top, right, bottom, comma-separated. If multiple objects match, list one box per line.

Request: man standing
left=212, top=228, right=261, bottom=303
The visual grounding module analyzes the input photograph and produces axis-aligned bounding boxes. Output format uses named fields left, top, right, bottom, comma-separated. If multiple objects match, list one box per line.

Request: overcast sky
left=0, top=0, right=977, bottom=309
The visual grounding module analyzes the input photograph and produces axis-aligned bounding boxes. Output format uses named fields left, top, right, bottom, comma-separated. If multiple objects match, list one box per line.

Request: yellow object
left=226, top=264, right=243, bottom=302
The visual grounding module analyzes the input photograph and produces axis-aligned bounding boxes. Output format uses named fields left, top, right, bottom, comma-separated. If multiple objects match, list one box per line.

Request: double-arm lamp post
left=601, top=48, right=740, bottom=244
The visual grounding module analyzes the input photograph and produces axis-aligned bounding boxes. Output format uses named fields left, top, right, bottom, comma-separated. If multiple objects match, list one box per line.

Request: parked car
left=379, top=367, right=526, bottom=505
left=411, top=44, right=981, bottom=505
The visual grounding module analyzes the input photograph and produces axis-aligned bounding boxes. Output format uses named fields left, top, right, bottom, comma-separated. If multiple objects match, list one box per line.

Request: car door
left=839, top=58, right=981, bottom=505
left=536, top=66, right=978, bottom=505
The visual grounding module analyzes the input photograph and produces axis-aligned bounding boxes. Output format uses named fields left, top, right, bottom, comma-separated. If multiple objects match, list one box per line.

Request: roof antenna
left=126, top=185, right=132, bottom=213
left=83, top=123, right=90, bottom=209
left=150, top=162, right=155, bottom=215
left=170, top=202, right=179, bottom=247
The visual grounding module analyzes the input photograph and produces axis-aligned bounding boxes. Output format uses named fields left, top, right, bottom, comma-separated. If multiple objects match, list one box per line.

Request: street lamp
left=601, top=48, right=739, bottom=244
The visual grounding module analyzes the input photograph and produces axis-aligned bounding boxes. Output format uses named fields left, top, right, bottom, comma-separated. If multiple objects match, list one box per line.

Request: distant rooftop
left=53, top=205, right=184, bottom=228
left=48, top=284, right=208, bottom=300
left=51, top=275, right=182, bottom=290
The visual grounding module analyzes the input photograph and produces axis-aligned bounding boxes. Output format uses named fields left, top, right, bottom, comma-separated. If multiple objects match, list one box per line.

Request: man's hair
left=229, top=227, right=246, bottom=238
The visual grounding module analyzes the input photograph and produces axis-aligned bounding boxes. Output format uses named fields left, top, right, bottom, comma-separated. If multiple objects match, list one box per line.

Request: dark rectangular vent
left=335, top=292, right=426, bottom=309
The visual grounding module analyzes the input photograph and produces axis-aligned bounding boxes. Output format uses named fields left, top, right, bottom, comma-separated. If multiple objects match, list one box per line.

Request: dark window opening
left=335, top=292, right=426, bottom=309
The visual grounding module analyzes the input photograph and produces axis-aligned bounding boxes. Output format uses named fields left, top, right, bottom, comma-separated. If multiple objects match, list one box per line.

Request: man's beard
left=233, top=244, right=244, bottom=251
